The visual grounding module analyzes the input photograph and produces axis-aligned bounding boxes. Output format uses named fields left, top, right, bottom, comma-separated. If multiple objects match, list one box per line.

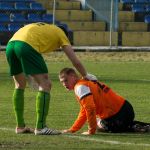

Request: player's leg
left=6, top=41, right=30, bottom=133
left=132, top=121, right=150, bottom=132
left=13, top=73, right=34, bottom=133
left=13, top=73, right=26, bottom=128
left=32, top=73, right=51, bottom=129
left=31, top=74, right=61, bottom=135
left=100, top=100, right=135, bottom=133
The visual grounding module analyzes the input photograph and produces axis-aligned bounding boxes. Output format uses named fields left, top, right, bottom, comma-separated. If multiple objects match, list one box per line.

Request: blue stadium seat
left=58, top=23, right=68, bottom=30
left=0, top=24, right=8, bottom=31
left=57, top=23, right=73, bottom=40
left=145, top=5, right=150, bottom=12
left=27, top=13, right=42, bottom=22
left=135, top=0, right=148, bottom=3
left=42, top=14, right=53, bottom=23
left=10, top=13, right=27, bottom=22
left=15, top=2, right=30, bottom=10
left=0, top=2, right=14, bottom=10
left=25, top=0, right=35, bottom=1
left=8, top=23, right=23, bottom=32
left=57, top=23, right=69, bottom=34
left=30, top=3, right=44, bottom=10
left=0, top=14, right=10, bottom=22
left=0, top=0, right=35, bottom=2
left=144, top=15, right=150, bottom=23
left=121, top=0, right=134, bottom=3
left=55, top=20, right=61, bottom=25
left=132, top=4, right=145, bottom=12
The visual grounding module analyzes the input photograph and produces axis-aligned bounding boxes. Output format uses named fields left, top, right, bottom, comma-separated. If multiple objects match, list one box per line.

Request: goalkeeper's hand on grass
left=84, top=73, right=97, bottom=81
left=61, top=129, right=72, bottom=134
left=81, top=131, right=92, bottom=135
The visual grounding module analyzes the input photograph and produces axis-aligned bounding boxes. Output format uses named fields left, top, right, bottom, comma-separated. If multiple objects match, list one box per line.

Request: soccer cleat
left=145, top=125, right=150, bottom=132
left=132, top=124, right=150, bottom=133
left=16, top=127, right=34, bottom=134
left=34, top=127, right=61, bottom=135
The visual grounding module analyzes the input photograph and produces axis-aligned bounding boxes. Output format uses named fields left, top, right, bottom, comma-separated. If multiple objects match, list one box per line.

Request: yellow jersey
left=9, top=23, right=71, bottom=53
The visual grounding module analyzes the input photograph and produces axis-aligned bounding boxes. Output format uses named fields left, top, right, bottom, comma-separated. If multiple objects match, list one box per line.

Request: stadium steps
left=73, top=31, right=118, bottom=46
left=61, top=21, right=106, bottom=31
left=119, top=1, right=150, bottom=46
left=36, top=0, right=81, bottom=10
left=47, top=10, right=93, bottom=21
left=48, top=1, right=81, bottom=10
left=122, top=32, right=150, bottom=46
left=119, top=22, right=148, bottom=32
left=119, top=11, right=135, bottom=22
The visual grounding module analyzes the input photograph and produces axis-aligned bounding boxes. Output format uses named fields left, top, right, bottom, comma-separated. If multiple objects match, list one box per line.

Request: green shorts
left=6, top=41, right=48, bottom=76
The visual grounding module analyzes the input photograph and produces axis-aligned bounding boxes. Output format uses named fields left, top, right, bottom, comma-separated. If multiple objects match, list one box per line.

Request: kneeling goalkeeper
left=59, top=68, right=150, bottom=135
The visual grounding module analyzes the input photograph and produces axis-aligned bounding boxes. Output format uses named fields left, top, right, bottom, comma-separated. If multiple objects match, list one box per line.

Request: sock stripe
left=42, top=92, right=46, bottom=128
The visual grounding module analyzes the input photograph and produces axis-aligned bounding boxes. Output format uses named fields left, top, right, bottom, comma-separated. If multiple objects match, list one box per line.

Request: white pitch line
left=0, top=128, right=15, bottom=131
left=137, top=79, right=150, bottom=82
left=0, top=127, right=150, bottom=147
left=0, top=127, right=14, bottom=131
left=64, top=135, right=150, bottom=147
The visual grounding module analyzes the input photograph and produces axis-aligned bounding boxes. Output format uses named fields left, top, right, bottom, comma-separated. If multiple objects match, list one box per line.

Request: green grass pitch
left=0, top=51, right=150, bottom=150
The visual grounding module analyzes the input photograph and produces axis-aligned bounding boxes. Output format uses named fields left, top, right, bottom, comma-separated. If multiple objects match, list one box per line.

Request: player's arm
left=67, top=106, right=87, bottom=133
left=62, top=106, right=86, bottom=133
left=80, top=94, right=97, bottom=135
left=75, top=84, right=97, bottom=135
left=58, top=29, right=87, bottom=77
left=62, top=45, right=97, bottom=81
left=63, top=45, right=87, bottom=77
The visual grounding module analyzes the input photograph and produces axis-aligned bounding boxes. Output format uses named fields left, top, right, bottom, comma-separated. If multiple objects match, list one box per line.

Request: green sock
left=36, top=91, right=50, bottom=129
left=13, top=89, right=25, bottom=127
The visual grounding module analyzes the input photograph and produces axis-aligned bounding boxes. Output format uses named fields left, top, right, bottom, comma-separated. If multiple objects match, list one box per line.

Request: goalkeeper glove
left=84, top=73, right=97, bottom=81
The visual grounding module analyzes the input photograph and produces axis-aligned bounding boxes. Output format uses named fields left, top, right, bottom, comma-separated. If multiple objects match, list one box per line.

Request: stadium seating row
left=132, top=3, right=150, bottom=12
left=0, top=2, right=44, bottom=11
left=0, top=22, right=69, bottom=32
left=144, top=15, right=150, bottom=22
left=0, top=0, right=34, bottom=2
left=0, top=23, right=23, bottom=32
left=0, top=13, right=53, bottom=23
left=121, top=0, right=150, bottom=3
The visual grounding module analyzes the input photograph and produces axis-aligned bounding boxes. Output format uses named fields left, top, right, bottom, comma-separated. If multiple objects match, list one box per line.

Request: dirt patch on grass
left=44, top=51, right=150, bottom=62
left=1, top=51, right=150, bottom=62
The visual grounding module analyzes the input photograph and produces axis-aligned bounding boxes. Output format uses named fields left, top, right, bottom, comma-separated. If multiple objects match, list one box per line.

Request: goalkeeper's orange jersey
left=69, top=80, right=125, bottom=134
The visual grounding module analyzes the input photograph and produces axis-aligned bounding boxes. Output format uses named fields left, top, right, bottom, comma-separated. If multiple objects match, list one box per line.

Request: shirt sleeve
left=75, top=85, right=92, bottom=100
left=80, top=94, right=97, bottom=134
left=69, top=105, right=87, bottom=132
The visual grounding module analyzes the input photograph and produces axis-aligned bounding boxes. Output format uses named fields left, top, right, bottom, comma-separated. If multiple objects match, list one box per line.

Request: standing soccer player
left=6, top=23, right=96, bottom=135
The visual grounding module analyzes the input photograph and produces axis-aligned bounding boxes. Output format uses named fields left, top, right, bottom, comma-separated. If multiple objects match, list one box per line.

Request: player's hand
left=61, top=129, right=72, bottom=134
left=81, top=131, right=91, bottom=135
left=84, top=73, right=97, bottom=81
